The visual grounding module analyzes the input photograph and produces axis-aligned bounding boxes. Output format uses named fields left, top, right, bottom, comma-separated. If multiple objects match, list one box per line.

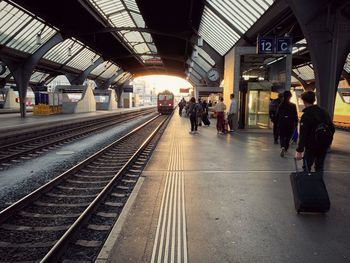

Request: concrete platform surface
left=97, top=113, right=350, bottom=263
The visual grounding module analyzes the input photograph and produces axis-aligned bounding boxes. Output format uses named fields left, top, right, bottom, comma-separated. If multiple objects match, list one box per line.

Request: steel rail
left=0, top=109, right=156, bottom=164
left=40, top=114, right=168, bottom=262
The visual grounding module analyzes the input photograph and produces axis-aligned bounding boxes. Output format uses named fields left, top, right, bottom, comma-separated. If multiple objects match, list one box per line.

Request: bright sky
left=133, top=75, right=192, bottom=95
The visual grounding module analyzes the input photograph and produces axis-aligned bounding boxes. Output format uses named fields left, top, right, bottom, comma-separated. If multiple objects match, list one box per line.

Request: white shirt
left=229, top=98, right=237, bottom=114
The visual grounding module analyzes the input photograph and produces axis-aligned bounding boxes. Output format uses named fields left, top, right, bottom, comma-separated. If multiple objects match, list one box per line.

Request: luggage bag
left=290, top=159, right=330, bottom=213
left=202, top=113, right=210, bottom=126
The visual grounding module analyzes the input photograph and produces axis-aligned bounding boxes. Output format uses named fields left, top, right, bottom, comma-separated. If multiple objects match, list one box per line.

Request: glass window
left=344, top=53, right=350, bottom=73
left=199, top=0, right=274, bottom=56
left=0, top=2, right=57, bottom=54
left=88, top=0, right=160, bottom=65
left=293, top=64, right=315, bottom=81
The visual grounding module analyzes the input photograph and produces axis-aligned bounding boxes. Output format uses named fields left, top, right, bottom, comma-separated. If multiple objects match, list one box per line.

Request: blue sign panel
left=257, top=36, right=275, bottom=54
left=276, top=37, right=292, bottom=54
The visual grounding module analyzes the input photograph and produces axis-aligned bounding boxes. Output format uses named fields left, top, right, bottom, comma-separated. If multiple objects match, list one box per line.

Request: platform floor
left=96, top=113, right=350, bottom=263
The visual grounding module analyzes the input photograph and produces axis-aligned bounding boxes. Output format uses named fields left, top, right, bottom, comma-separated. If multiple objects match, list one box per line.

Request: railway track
left=0, top=113, right=171, bottom=262
left=0, top=108, right=156, bottom=169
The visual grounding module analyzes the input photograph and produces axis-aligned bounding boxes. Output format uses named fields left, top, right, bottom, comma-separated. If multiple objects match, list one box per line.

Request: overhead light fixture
left=190, top=61, right=194, bottom=67
left=192, top=47, right=198, bottom=59
left=90, top=54, right=97, bottom=65
left=189, top=68, right=192, bottom=73
left=36, top=33, right=42, bottom=46
left=68, top=42, right=75, bottom=57
left=197, top=36, right=203, bottom=47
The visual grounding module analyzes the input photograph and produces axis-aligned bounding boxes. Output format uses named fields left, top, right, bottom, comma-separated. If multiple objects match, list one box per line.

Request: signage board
left=276, top=37, right=292, bottom=54
left=180, top=88, right=190, bottom=93
left=123, top=85, right=133, bottom=93
left=257, top=36, right=292, bottom=54
left=257, top=36, right=275, bottom=54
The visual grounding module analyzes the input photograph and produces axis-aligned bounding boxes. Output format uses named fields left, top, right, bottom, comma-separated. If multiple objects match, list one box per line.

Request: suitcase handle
left=294, top=158, right=311, bottom=175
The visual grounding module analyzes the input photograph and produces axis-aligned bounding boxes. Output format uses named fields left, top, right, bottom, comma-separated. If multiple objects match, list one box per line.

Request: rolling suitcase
left=290, top=159, right=330, bottom=213
left=202, top=113, right=210, bottom=126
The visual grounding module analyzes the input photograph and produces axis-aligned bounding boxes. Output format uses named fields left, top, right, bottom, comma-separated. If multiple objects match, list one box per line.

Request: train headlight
left=168, top=104, right=171, bottom=106
left=159, top=103, right=162, bottom=106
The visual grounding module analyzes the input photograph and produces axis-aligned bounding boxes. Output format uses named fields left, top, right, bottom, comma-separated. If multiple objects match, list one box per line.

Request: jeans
left=216, top=112, right=225, bottom=132
left=228, top=113, right=236, bottom=131
left=279, top=127, right=294, bottom=151
left=271, top=118, right=279, bottom=142
left=190, top=114, right=197, bottom=131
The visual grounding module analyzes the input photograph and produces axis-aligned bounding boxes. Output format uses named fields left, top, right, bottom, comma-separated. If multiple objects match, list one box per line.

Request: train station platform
left=0, top=106, right=155, bottom=137
left=96, top=113, right=350, bottom=263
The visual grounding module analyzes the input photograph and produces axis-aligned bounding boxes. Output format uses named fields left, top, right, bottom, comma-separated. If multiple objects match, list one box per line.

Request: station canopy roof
left=0, top=0, right=348, bottom=88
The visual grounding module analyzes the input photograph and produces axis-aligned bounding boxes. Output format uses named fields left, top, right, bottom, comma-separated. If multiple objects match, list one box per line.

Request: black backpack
left=315, top=122, right=333, bottom=148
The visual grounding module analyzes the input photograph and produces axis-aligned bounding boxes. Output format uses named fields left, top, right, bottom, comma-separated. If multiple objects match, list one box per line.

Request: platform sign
left=276, top=37, right=292, bottom=54
left=180, top=88, right=189, bottom=93
left=123, top=86, right=133, bottom=93
left=257, top=36, right=275, bottom=54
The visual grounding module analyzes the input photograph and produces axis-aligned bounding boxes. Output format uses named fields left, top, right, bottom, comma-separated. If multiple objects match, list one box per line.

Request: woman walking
left=277, top=91, right=298, bottom=157
left=188, top=97, right=198, bottom=134
left=215, top=97, right=226, bottom=134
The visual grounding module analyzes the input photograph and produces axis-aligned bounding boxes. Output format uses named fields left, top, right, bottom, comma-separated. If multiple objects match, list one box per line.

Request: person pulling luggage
left=294, top=91, right=335, bottom=172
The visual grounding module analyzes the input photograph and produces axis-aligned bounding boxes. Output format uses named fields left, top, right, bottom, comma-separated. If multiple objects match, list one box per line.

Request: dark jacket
left=277, top=102, right=298, bottom=132
left=269, top=98, right=281, bottom=121
left=188, top=102, right=197, bottom=117
left=296, top=105, right=335, bottom=152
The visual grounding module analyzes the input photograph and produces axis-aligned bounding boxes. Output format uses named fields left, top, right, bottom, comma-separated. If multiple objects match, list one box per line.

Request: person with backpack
left=188, top=97, right=198, bottom=134
left=277, top=90, right=298, bottom=157
left=269, top=93, right=283, bottom=144
left=295, top=91, right=335, bottom=172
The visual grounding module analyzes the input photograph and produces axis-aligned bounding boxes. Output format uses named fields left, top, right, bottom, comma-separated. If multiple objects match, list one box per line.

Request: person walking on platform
left=269, top=93, right=283, bottom=143
left=228, top=93, right=237, bottom=132
left=277, top=90, right=298, bottom=157
left=202, top=99, right=210, bottom=126
left=197, top=98, right=203, bottom=126
left=215, top=96, right=226, bottom=134
left=295, top=91, right=335, bottom=172
left=178, top=98, right=185, bottom=116
left=188, top=97, right=198, bottom=134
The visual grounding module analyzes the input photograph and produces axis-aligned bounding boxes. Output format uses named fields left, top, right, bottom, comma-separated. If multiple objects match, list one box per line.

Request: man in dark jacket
left=277, top=90, right=298, bottom=157
left=269, top=93, right=283, bottom=144
left=295, top=91, right=335, bottom=172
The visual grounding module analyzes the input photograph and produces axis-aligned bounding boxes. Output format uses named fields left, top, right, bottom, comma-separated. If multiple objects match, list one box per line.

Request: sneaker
left=280, top=147, right=285, bottom=157
left=189, top=131, right=194, bottom=134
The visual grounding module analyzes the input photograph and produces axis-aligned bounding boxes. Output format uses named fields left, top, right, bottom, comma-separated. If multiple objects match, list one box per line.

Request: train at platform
left=157, top=90, right=175, bottom=115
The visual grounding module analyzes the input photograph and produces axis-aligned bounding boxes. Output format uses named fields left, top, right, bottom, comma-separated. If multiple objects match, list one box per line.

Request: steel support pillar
left=95, top=70, right=123, bottom=90
left=115, top=85, right=123, bottom=108
left=286, top=0, right=350, bottom=117
left=0, top=32, right=63, bottom=117
left=202, top=40, right=224, bottom=75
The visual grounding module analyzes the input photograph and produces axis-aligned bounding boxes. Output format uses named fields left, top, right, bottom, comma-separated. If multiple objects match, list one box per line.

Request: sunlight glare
left=133, top=75, right=192, bottom=95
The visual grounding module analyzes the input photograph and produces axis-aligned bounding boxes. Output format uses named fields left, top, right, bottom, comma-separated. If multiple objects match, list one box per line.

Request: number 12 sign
left=257, top=36, right=275, bottom=54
